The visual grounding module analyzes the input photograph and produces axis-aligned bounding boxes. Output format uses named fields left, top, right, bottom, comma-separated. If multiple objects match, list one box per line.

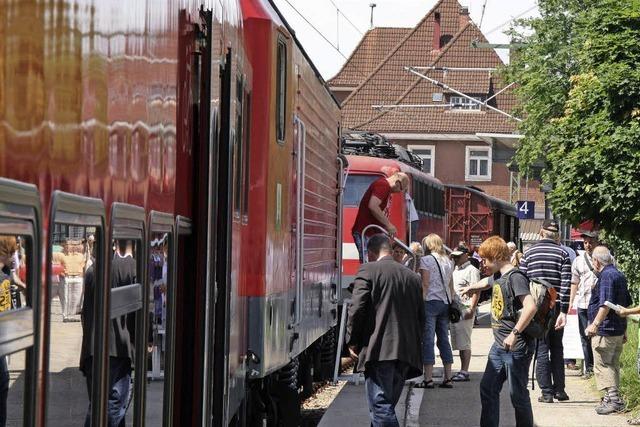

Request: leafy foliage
left=506, top=0, right=640, bottom=295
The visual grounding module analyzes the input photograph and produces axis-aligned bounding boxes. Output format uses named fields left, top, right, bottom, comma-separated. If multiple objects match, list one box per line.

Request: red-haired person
left=462, top=236, right=537, bottom=427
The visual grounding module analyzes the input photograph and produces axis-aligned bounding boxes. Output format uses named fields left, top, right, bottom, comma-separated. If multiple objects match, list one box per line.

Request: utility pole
left=369, top=3, right=376, bottom=29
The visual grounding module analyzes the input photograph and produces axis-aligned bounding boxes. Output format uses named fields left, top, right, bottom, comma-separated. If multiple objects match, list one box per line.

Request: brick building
left=328, top=0, right=544, bottom=217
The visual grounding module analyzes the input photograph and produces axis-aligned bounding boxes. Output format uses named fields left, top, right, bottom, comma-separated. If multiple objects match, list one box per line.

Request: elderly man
left=347, top=234, right=424, bottom=427
left=519, top=219, right=572, bottom=403
left=351, top=172, right=409, bottom=262
left=585, top=246, right=632, bottom=415
left=568, top=231, right=600, bottom=378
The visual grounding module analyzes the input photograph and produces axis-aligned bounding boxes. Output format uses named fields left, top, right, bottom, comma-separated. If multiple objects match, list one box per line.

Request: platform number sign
left=516, top=201, right=535, bottom=219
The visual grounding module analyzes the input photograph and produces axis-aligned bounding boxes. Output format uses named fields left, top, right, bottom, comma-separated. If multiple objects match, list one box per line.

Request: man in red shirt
left=352, top=172, right=409, bottom=262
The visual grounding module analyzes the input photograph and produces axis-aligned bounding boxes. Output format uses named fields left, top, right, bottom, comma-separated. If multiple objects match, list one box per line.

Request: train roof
left=345, top=154, right=444, bottom=189
left=446, top=184, right=517, bottom=216
left=243, top=0, right=340, bottom=108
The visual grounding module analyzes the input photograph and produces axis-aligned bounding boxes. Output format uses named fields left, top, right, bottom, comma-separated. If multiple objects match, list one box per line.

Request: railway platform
left=320, top=305, right=630, bottom=427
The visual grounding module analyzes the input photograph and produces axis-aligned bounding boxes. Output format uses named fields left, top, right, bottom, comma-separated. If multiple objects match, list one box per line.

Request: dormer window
left=450, top=95, right=484, bottom=110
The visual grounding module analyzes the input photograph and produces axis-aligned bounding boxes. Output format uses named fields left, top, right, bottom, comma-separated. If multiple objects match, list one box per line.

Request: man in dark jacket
left=81, top=240, right=136, bottom=427
left=346, top=234, right=424, bottom=427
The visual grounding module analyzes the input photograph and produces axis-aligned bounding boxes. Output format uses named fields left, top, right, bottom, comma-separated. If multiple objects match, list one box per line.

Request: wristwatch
left=512, top=328, right=521, bottom=336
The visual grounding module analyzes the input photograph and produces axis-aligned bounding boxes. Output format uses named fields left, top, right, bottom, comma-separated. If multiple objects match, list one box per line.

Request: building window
left=465, top=146, right=492, bottom=181
left=450, top=95, right=483, bottom=110
left=408, top=145, right=435, bottom=176
left=276, top=37, right=287, bottom=144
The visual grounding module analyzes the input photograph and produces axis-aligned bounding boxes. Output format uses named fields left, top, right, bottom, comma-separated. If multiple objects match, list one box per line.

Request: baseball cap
left=542, top=219, right=559, bottom=232
left=580, top=230, right=599, bottom=239
left=451, top=245, right=469, bottom=257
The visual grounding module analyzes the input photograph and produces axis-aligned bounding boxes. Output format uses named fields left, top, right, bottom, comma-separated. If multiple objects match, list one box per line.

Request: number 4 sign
left=516, top=201, right=535, bottom=219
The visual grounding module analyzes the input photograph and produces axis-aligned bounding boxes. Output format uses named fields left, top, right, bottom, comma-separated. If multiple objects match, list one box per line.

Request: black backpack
left=505, top=270, right=558, bottom=339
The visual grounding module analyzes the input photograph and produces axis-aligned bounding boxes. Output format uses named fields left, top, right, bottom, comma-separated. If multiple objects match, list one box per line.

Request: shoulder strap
left=584, top=252, right=595, bottom=273
left=430, top=254, right=451, bottom=304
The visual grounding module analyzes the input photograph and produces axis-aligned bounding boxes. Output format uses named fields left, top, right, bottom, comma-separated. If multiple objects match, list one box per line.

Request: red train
left=0, top=0, right=340, bottom=426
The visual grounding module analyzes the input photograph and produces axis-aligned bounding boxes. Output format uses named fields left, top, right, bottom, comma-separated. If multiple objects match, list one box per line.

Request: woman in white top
left=415, top=233, right=456, bottom=389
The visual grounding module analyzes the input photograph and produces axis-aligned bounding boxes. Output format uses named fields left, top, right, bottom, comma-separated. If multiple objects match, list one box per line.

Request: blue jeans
left=578, top=308, right=594, bottom=372
left=423, top=300, right=453, bottom=365
left=536, top=327, right=565, bottom=397
left=0, top=356, right=8, bottom=427
left=352, top=231, right=368, bottom=263
left=84, top=357, right=132, bottom=427
left=365, top=360, right=410, bottom=427
left=480, top=342, right=534, bottom=427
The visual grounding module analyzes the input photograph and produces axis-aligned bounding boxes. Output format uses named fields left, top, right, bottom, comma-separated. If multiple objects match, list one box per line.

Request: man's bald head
left=388, top=172, right=409, bottom=194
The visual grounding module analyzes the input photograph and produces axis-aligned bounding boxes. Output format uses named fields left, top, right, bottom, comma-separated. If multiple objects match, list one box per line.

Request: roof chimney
left=459, top=6, right=470, bottom=29
left=433, top=12, right=441, bottom=50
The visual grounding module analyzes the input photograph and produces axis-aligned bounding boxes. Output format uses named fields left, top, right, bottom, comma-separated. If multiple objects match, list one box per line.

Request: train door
left=0, top=179, right=43, bottom=426
left=212, top=47, right=235, bottom=426
left=46, top=192, right=108, bottom=427
left=174, top=7, right=215, bottom=426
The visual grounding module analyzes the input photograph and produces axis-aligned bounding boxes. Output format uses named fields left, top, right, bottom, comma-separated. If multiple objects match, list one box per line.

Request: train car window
left=242, top=92, right=252, bottom=221
left=109, top=203, right=146, bottom=426
left=0, top=179, right=43, bottom=426
left=233, top=77, right=244, bottom=218
left=47, top=191, right=107, bottom=427
left=344, top=174, right=380, bottom=207
left=276, top=37, right=287, bottom=144
left=145, top=212, right=174, bottom=426
left=436, top=188, right=445, bottom=216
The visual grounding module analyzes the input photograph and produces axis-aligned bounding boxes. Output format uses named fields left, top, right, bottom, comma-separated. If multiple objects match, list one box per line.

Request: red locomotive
left=0, top=0, right=340, bottom=426
left=340, top=144, right=447, bottom=290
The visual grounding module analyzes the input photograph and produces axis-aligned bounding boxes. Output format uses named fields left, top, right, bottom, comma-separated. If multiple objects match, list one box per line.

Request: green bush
left=622, top=321, right=640, bottom=413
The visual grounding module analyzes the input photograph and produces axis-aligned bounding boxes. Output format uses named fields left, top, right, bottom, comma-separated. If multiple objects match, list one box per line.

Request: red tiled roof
left=327, top=27, right=410, bottom=87
left=340, top=0, right=518, bottom=135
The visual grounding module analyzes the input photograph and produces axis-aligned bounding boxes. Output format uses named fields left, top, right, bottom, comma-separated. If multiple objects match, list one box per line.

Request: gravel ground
left=300, top=357, right=353, bottom=426
left=300, top=381, right=347, bottom=426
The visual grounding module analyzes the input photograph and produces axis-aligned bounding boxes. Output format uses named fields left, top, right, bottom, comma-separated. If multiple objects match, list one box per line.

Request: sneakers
left=554, top=391, right=570, bottom=401
left=451, top=371, right=470, bottom=382
left=596, top=400, right=625, bottom=415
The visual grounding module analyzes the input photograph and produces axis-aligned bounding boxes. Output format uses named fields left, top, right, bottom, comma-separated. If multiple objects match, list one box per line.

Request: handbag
left=431, top=254, right=461, bottom=324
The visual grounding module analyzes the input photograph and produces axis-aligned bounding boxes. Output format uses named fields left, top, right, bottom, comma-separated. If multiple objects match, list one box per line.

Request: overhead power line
left=479, top=0, right=489, bottom=29
left=482, top=3, right=538, bottom=37
left=326, top=0, right=365, bottom=36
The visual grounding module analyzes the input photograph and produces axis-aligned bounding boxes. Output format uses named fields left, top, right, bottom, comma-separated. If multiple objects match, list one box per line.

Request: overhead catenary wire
left=482, top=3, right=538, bottom=37
left=479, top=0, right=489, bottom=29
left=326, top=0, right=365, bottom=36
left=276, top=0, right=422, bottom=124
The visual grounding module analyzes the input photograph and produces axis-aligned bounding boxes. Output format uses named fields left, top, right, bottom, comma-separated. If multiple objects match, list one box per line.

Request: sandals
left=414, top=380, right=435, bottom=389
left=439, top=378, right=454, bottom=389
left=451, top=372, right=470, bottom=382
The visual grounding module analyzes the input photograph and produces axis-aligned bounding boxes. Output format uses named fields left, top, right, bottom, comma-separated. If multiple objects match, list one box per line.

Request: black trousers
left=578, top=309, right=594, bottom=372
left=536, top=328, right=565, bottom=396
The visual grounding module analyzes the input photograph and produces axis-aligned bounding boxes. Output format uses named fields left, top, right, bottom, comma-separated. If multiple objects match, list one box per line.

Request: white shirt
left=572, top=252, right=598, bottom=310
left=452, top=261, right=481, bottom=306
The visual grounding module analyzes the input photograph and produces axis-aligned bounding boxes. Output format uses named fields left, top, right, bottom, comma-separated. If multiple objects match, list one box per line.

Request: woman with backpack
left=414, top=233, right=457, bottom=389
left=461, top=236, right=538, bottom=427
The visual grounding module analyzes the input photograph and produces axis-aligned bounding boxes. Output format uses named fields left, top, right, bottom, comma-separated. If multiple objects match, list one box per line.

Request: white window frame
left=465, top=146, right=492, bottom=181
left=408, top=144, right=435, bottom=176
left=450, top=95, right=483, bottom=111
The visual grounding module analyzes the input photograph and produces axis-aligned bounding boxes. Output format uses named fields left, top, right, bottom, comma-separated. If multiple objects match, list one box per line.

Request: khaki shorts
left=450, top=317, right=474, bottom=351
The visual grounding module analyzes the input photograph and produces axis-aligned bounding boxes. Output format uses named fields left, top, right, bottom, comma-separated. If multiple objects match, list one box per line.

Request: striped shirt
left=519, top=239, right=572, bottom=313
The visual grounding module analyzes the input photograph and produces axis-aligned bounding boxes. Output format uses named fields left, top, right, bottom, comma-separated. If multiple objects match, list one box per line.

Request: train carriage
left=0, top=0, right=341, bottom=426
left=444, top=184, right=519, bottom=249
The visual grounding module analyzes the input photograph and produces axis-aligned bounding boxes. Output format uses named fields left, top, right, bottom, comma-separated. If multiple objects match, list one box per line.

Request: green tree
left=506, top=0, right=640, bottom=296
